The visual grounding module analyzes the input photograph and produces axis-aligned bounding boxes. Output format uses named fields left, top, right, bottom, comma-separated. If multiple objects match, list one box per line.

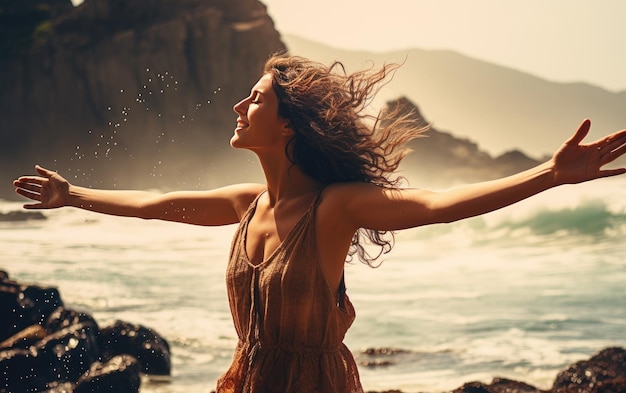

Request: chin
left=229, top=134, right=241, bottom=148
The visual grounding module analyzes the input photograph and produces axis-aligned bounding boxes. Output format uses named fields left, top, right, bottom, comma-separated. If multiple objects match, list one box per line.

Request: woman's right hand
left=13, top=165, right=70, bottom=209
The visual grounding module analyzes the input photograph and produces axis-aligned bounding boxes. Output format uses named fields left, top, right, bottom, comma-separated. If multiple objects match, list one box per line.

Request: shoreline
left=2, top=268, right=625, bottom=393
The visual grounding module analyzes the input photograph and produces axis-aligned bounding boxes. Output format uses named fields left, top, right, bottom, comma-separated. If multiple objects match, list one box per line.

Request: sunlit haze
left=68, top=0, right=625, bottom=92
left=260, top=0, right=626, bottom=92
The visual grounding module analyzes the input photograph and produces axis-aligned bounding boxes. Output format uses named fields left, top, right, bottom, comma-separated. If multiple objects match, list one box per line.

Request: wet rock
left=453, top=378, right=545, bottom=393
left=0, top=280, right=63, bottom=342
left=43, top=381, right=75, bottom=392
left=453, top=383, right=492, bottom=393
left=552, top=347, right=626, bottom=393
left=0, top=270, right=169, bottom=390
left=0, top=324, right=47, bottom=349
left=0, top=347, right=47, bottom=393
left=99, top=320, right=171, bottom=376
left=489, top=378, right=545, bottom=393
left=74, top=354, right=141, bottom=393
left=46, top=306, right=99, bottom=333
left=33, top=322, right=101, bottom=384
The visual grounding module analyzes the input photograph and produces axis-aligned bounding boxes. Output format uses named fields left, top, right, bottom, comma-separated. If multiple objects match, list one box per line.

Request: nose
left=233, top=97, right=248, bottom=115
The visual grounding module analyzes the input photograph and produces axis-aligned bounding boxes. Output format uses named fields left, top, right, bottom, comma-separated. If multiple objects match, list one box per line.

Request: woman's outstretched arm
left=332, top=119, right=626, bottom=231
left=13, top=165, right=264, bottom=226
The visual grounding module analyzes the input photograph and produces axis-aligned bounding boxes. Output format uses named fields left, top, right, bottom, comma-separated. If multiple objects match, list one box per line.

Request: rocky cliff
left=1, top=0, right=285, bottom=195
left=1, top=1, right=543, bottom=199
left=387, top=97, right=542, bottom=189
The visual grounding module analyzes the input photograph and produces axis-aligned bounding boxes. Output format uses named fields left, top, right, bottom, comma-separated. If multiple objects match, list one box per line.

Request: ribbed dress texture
left=216, top=192, right=363, bottom=392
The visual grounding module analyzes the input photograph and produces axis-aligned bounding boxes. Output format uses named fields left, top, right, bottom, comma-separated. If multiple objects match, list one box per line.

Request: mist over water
left=48, top=67, right=235, bottom=195
left=2, top=177, right=625, bottom=392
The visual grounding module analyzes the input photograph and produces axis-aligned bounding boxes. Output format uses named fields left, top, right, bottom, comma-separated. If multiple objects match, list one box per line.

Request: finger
left=597, top=168, right=626, bottom=179
left=565, top=119, right=591, bottom=146
left=604, top=129, right=626, bottom=150
left=603, top=141, right=626, bottom=164
left=14, top=182, right=43, bottom=194
left=23, top=203, right=45, bottom=210
left=35, top=165, right=54, bottom=177
left=14, top=176, right=45, bottom=186
left=14, top=187, right=43, bottom=201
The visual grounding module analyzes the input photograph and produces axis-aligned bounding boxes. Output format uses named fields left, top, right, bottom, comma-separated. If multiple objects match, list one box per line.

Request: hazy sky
left=260, top=0, right=626, bottom=92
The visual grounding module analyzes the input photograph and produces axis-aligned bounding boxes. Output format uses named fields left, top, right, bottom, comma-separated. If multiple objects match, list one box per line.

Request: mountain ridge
left=282, top=34, right=626, bottom=158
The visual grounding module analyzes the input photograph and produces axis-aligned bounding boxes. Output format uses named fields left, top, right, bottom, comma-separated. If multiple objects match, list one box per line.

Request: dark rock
left=20, top=284, right=65, bottom=325
left=453, top=382, right=493, bottom=393
left=453, top=379, right=544, bottom=393
left=33, top=322, right=101, bottom=384
left=43, top=381, right=75, bottom=392
left=552, top=347, right=626, bottom=393
left=0, top=347, right=48, bottom=393
left=74, top=354, right=141, bottom=393
left=0, top=280, right=63, bottom=342
left=0, top=280, right=24, bottom=341
left=46, top=306, right=99, bottom=333
left=489, top=378, right=545, bottom=393
left=99, top=320, right=171, bottom=375
left=0, top=324, right=47, bottom=349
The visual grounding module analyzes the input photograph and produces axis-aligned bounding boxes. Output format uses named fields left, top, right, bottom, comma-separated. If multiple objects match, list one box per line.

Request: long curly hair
left=264, top=53, right=427, bottom=266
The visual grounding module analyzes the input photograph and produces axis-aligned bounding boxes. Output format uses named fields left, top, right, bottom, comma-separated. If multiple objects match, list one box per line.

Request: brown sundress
left=216, top=191, right=363, bottom=392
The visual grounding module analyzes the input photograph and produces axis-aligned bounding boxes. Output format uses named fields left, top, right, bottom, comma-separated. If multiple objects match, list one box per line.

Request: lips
left=235, top=118, right=249, bottom=130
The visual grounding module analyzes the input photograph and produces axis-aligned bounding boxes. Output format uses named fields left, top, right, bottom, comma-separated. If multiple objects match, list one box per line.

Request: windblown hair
left=264, top=53, right=428, bottom=266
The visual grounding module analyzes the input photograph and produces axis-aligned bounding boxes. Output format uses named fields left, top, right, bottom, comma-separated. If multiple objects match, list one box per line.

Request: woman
left=13, top=54, right=626, bottom=392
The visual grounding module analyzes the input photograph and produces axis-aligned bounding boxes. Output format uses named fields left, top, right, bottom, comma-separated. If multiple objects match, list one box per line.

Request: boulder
left=0, top=270, right=170, bottom=391
left=0, top=347, right=48, bottom=392
left=33, top=322, right=101, bottom=384
left=99, top=320, right=171, bottom=375
left=74, top=354, right=142, bottom=393
left=551, top=347, right=626, bottom=393
left=0, top=279, right=64, bottom=342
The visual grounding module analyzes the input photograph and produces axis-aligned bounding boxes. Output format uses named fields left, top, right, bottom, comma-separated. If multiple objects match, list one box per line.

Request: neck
left=256, top=150, right=322, bottom=206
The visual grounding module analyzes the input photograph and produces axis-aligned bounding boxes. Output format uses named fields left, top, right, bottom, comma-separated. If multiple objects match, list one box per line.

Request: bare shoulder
left=213, top=183, right=266, bottom=218
left=319, top=182, right=434, bottom=232
left=320, top=182, right=388, bottom=208
left=318, top=182, right=383, bottom=230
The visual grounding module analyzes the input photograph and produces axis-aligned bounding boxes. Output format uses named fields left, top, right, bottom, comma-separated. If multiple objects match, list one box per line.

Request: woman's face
left=230, top=73, right=292, bottom=153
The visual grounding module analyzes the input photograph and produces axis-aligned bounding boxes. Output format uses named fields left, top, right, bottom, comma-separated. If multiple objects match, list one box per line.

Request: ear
left=280, top=119, right=294, bottom=137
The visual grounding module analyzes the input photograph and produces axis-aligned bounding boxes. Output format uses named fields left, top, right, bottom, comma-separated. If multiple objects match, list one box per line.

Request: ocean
left=2, top=176, right=625, bottom=392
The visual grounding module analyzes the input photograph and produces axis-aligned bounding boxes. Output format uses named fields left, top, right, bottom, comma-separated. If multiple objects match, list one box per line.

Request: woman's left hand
left=551, top=119, right=626, bottom=185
